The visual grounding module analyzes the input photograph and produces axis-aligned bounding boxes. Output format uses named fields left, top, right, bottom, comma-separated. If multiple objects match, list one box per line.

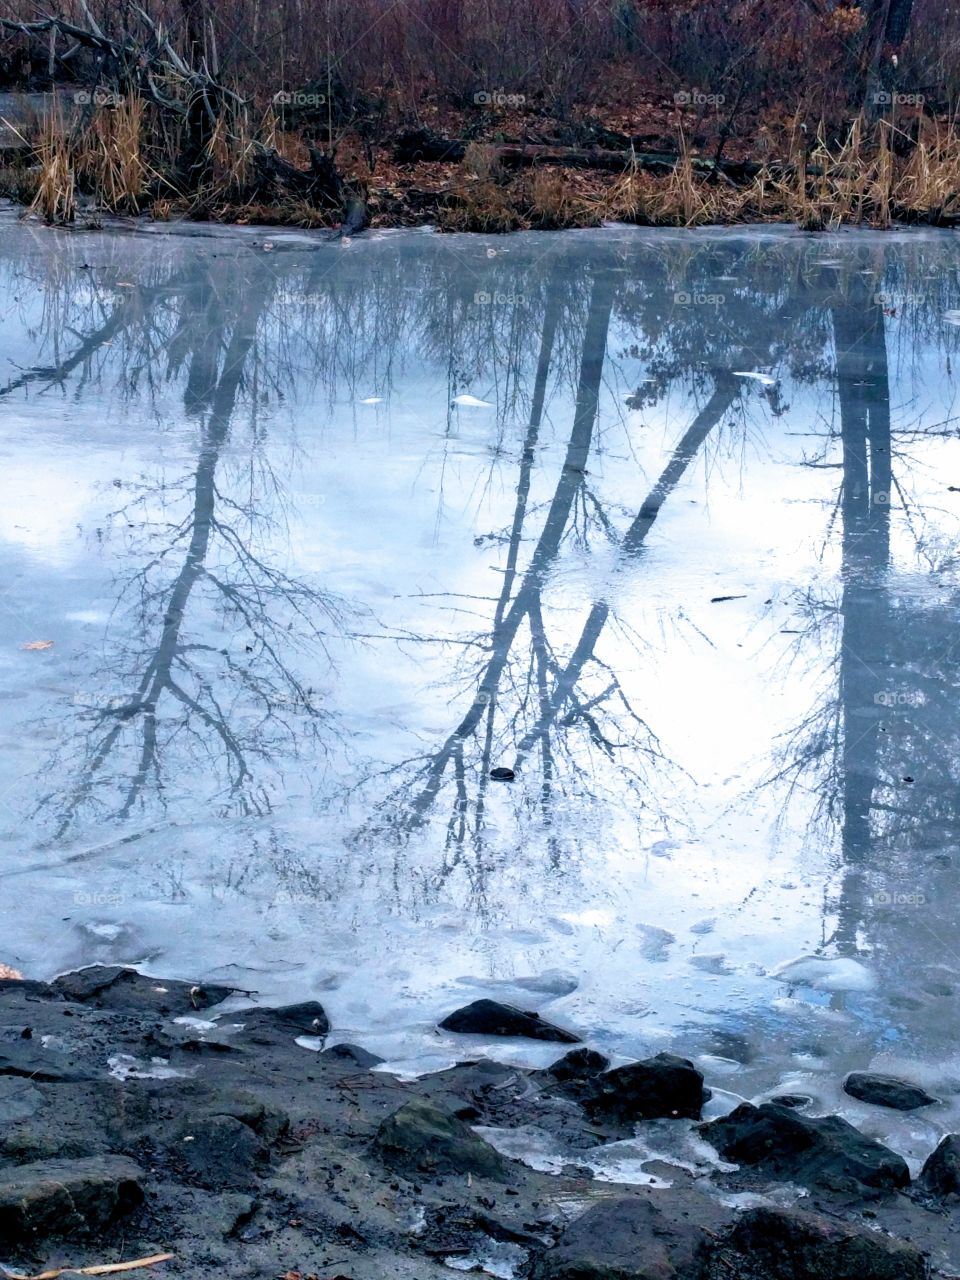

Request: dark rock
left=769, top=1094, right=813, bottom=1109
left=53, top=966, right=234, bottom=1014
left=490, top=766, right=516, bottom=780
left=0, top=1155, right=143, bottom=1241
left=700, top=1102, right=910, bottom=1192
left=0, top=978, right=60, bottom=1001
left=530, top=1191, right=726, bottom=1279
left=238, top=1000, right=330, bottom=1040
left=440, top=999, right=580, bottom=1043
left=171, top=1114, right=269, bottom=1189
left=843, top=1071, right=937, bottom=1111
left=719, top=1205, right=927, bottom=1279
left=319, top=1042, right=383, bottom=1067
left=582, top=1053, right=706, bottom=1123
left=546, top=1048, right=610, bottom=1083
left=919, top=1133, right=960, bottom=1197
left=204, top=1089, right=290, bottom=1145
left=374, top=1098, right=509, bottom=1181
left=0, top=1040, right=91, bottom=1082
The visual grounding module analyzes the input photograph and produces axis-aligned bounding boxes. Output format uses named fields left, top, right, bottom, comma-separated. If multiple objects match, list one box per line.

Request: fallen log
left=392, top=127, right=817, bottom=181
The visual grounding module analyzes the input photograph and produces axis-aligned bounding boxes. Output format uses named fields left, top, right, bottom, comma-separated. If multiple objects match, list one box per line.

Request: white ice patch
left=444, top=1240, right=528, bottom=1278
left=452, top=394, right=494, bottom=407
left=770, top=955, right=875, bottom=992
left=943, top=309, right=960, bottom=326
left=358, top=396, right=384, bottom=404
left=732, top=371, right=776, bottom=385
left=108, top=1053, right=196, bottom=1081
left=473, top=1123, right=671, bottom=1187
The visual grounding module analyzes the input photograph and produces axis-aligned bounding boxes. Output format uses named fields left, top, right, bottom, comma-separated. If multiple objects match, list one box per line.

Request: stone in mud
left=700, top=1102, right=910, bottom=1192
left=374, top=1098, right=509, bottom=1181
left=919, top=1133, right=960, bottom=1198
left=238, top=1000, right=330, bottom=1040
left=530, top=1191, right=724, bottom=1279
left=439, top=998, right=580, bottom=1043
left=843, top=1071, right=937, bottom=1111
left=719, top=1205, right=927, bottom=1279
left=0, top=1154, right=144, bottom=1241
left=203, top=1089, right=291, bottom=1144
left=319, top=1041, right=383, bottom=1067
left=0, top=1040, right=91, bottom=1082
left=172, top=1114, right=269, bottom=1189
left=53, top=966, right=234, bottom=1014
left=582, top=1053, right=706, bottom=1123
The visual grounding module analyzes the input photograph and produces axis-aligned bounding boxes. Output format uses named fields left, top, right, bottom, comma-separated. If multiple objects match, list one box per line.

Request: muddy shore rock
left=530, top=1191, right=726, bottom=1279
left=439, top=998, right=581, bottom=1042
left=0, top=969, right=954, bottom=1279
left=0, top=1154, right=144, bottom=1241
left=919, top=1133, right=960, bottom=1198
left=700, top=1102, right=910, bottom=1192
left=716, top=1205, right=928, bottom=1279
left=374, top=1098, right=510, bottom=1180
left=843, top=1071, right=937, bottom=1111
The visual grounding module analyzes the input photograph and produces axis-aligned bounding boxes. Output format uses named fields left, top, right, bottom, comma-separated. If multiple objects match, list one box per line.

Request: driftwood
left=392, top=127, right=775, bottom=180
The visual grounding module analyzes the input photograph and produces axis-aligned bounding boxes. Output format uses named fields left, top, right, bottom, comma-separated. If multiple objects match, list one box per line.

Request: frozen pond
left=1, top=212, right=960, bottom=1152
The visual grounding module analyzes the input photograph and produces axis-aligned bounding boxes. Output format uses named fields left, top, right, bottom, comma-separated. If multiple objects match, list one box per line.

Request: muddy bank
left=1, top=968, right=959, bottom=1279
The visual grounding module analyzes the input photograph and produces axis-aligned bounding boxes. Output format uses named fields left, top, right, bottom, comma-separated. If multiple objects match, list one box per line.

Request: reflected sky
left=1, top=214, right=960, bottom=1147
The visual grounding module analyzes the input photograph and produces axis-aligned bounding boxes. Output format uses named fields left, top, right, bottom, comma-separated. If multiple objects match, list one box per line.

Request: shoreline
left=0, top=965, right=957, bottom=1279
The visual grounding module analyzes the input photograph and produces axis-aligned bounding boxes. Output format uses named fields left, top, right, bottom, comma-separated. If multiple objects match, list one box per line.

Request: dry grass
left=30, top=111, right=75, bottom=224
left=74, top=96, right=148, bottom=212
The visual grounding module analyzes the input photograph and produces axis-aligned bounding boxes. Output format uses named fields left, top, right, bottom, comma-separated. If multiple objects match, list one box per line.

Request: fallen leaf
left=19, top=640, right=54, bottom=651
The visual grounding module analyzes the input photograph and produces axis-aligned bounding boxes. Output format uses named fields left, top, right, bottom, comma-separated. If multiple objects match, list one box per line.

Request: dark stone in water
left=700, top=1102, right=910, bottom=1192
left=490, top=766, right=516, bottom=780
left=843, top=1071, right=937, bottom=1111
left=721, top=1205, right=927, bottom=1279
left=53, top=966, right=234, bottom=1014
left=440, top=998, right=580, bottom=1043
left=769, top=1093, right=813, bottom=1109
left=374, top=1098, right=509, bottom=1181
left=319, top=1042, right=383, bottom=1067
left=581, top=1052, right=706, bottom=1123
left=546, top=1048, right=610, bottom=1082
left=238, top=1000, right=330, bottom=1039
left=919, top=1133, right=960, bottom=1198
left=0, top=1155, right=144, bottom=1241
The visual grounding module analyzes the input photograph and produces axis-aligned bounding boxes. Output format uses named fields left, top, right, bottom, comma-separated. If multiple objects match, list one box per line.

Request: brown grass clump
left=74, top=95, right=147, bottom=213
left=525, top=168, right=599, bottom=228
left=30, top=111, right=75, bottom=224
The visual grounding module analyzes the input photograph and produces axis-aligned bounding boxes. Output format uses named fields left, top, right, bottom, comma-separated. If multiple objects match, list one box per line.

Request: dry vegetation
left=0, top=0, right=958, bottom=231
